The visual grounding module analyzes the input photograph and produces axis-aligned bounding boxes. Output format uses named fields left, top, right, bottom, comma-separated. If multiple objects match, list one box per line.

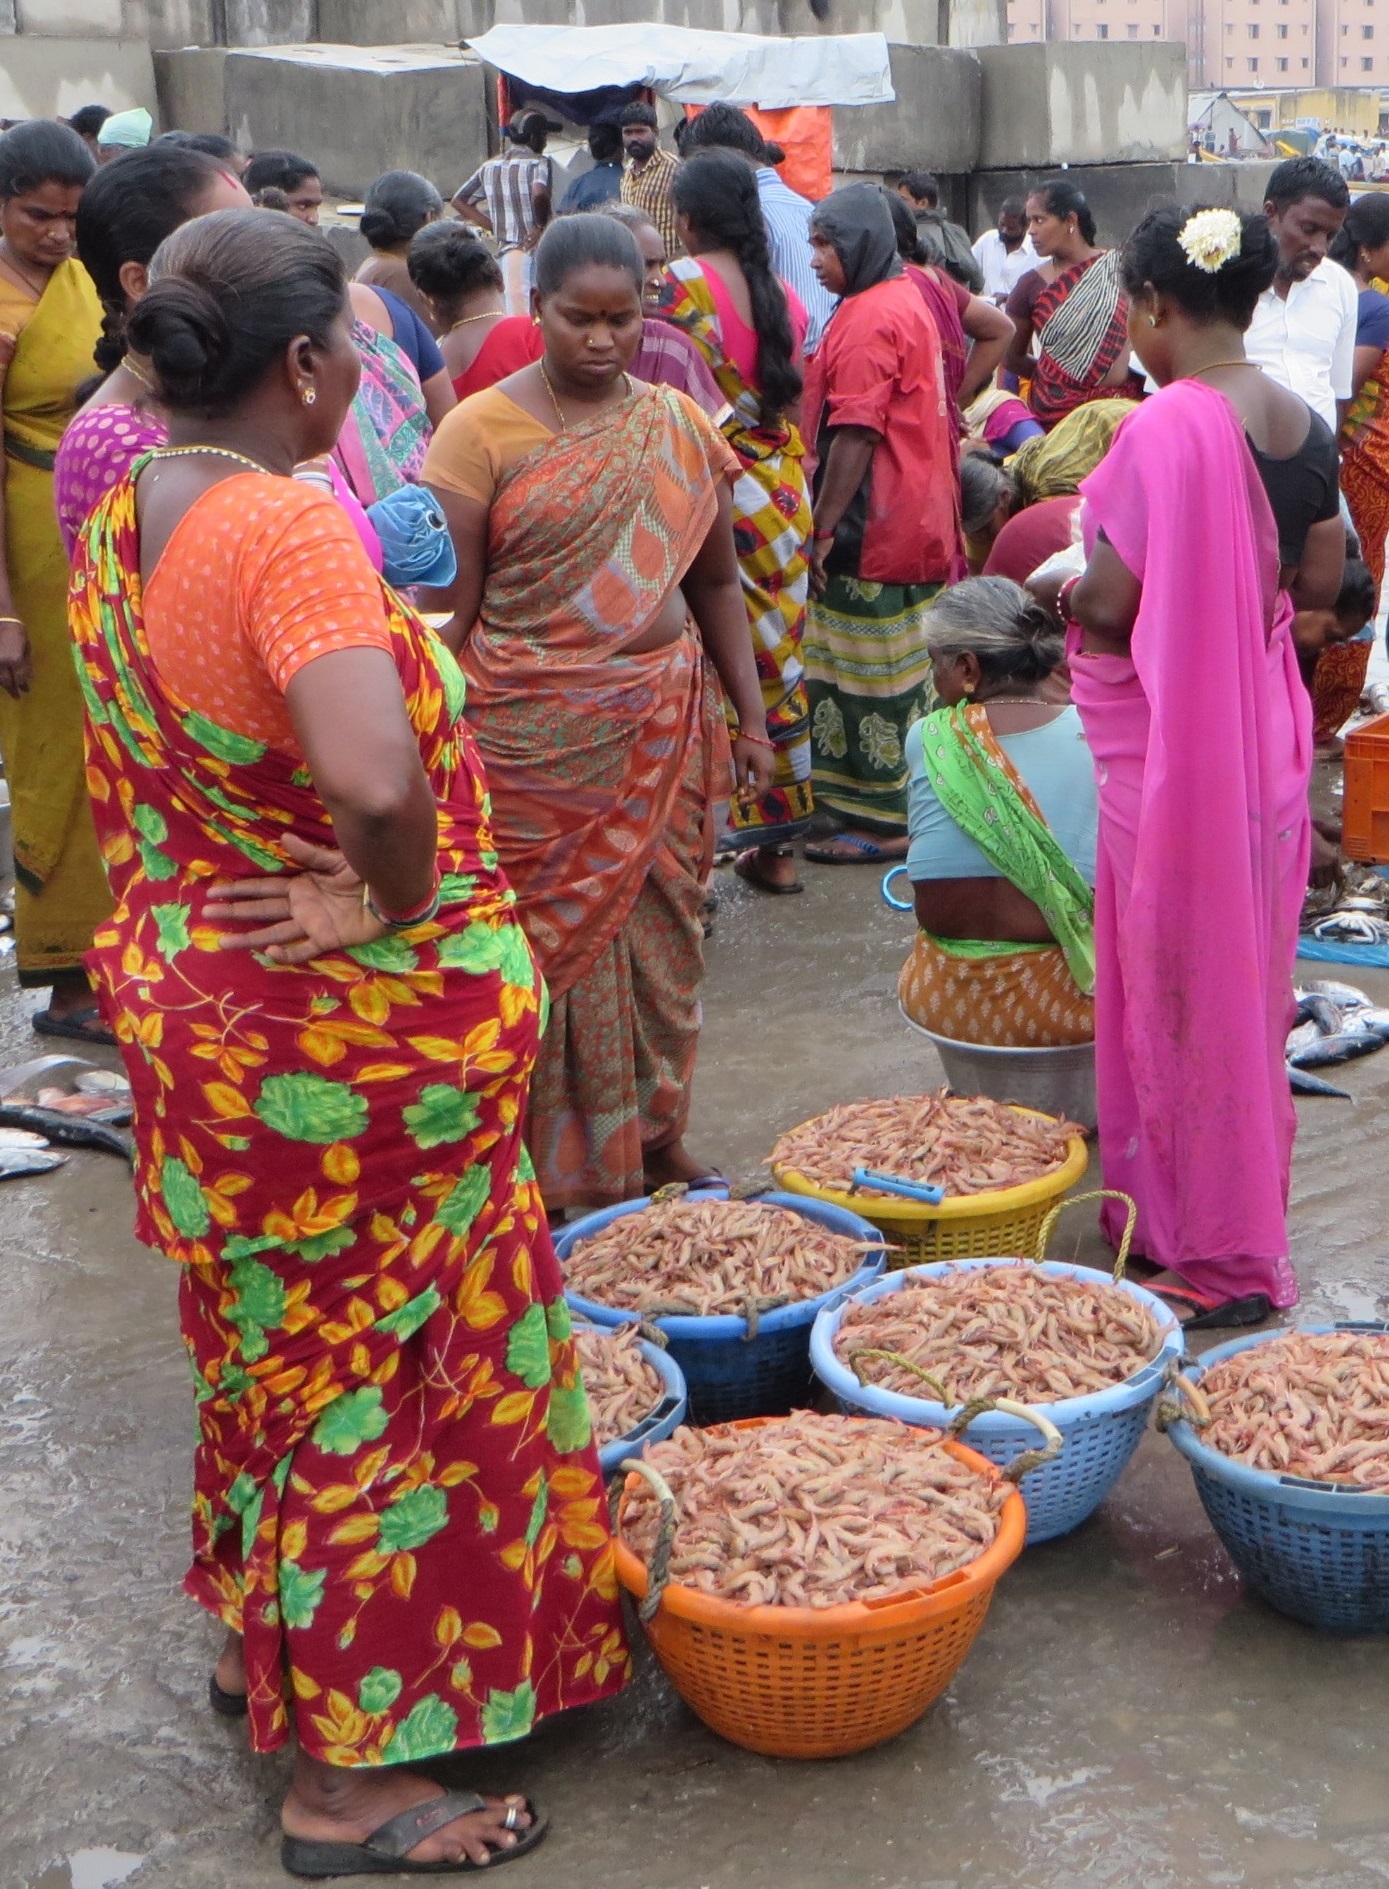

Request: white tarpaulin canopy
left=464, top=24, right=895, bottom=109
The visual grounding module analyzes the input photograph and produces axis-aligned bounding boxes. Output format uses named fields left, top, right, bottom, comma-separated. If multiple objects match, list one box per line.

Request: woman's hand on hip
left=0, top=616, right=31, bottom=698
left=731, top=733, right=777, bottom=803
left=206, top=832, right=386, bottom=965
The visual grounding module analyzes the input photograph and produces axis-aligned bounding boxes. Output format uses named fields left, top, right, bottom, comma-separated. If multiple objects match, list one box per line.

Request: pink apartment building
left=1007, top=0, right=1389, bottom=89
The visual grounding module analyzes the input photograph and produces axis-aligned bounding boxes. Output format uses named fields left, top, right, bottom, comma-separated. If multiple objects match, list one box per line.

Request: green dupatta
left=916, top=702, right=1096, bottom=994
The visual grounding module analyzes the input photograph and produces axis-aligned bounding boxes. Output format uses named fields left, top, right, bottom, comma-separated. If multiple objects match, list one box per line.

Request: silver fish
left=1287, top=1064, right=1353, bottom=1099
left=1306, top=979, right=1373, bottom=1008
left=1289, top=1031, right=1386, bottom=1069
left=0, top=1146, right=66, bottom=1178
left=0, top=1127, right=51, bottom=1149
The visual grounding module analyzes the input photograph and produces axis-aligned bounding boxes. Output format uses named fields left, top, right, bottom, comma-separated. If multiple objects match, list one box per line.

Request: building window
left=1276, top=54, right=1288, bottom=66
left=1097, top=19, right=1108, bottom=33
left=1249, top=21, right=1259, bottom=34
left=1277, top=22, right=1287, bottom=35
left=1342, top=22, right=1348, bottom=31
left=1153, top=21, right=1160, bottom=29
left=1301, top=54, right=1308, bottom=63
left=1127, top=20, right=1137, bottom=32
left=1248, top=54, right=1259, bottom=66
left=1226, top=54, right=1234, bottom=65
left=1364, top=23, right=1373, bottom=35
left=1364, top=53, right=1374, bottom=65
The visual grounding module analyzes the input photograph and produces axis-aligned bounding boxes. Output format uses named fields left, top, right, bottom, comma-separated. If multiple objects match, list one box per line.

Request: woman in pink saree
left=1064, top=206, right=1342, bottom=1326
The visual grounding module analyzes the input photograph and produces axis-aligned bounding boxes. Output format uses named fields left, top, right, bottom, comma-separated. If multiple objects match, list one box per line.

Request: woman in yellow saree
left=424, top=215, right=773, bottom=1213
left=0, top=120, right=108, bottom=1036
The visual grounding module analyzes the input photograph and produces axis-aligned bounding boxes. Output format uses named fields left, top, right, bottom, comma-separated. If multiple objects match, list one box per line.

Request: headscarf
left=810, top=184, right=902, bottom=298
left=97, top=108, right=153, bottom=151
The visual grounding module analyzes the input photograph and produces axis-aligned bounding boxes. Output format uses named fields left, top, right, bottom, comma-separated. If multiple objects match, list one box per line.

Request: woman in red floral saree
left=68, top=210, right=624, bottom=1876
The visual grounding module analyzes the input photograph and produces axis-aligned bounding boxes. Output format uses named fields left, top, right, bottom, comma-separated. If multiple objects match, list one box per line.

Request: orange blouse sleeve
left=237, top=483, right=393, bottom=693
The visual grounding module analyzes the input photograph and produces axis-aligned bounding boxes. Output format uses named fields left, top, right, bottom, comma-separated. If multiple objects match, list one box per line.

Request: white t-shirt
left=971, top=228, right=1038, bottom=303
left=1244, top=257, right=1359, bottom=431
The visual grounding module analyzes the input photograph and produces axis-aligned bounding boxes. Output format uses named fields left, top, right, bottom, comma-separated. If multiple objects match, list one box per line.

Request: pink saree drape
left=1071, top=379, right=1310, bottom=1308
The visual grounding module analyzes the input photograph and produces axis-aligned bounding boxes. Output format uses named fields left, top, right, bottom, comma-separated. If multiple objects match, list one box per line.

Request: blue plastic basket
left=573, top=1320, right=688, bottom=1478
left=1165, top=1323, right=1389, bottom=1634
left=555, top=1190, right=888, bottom=1425
left=810, top=1257, right=1183, bottom=1544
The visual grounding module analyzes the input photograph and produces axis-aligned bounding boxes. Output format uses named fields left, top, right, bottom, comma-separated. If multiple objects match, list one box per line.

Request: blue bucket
left=556, top=1190, right=888, bottom=1425
left=1165, top=1323, right=1389, bottom=1634
left=574, top=1320, right=688, bottom=1478
left=811, top=1257, right=1182, bottom=1544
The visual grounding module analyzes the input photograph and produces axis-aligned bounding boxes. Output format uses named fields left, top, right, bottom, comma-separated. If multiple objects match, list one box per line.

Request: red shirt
left=804, top=274, right=961, bottom=585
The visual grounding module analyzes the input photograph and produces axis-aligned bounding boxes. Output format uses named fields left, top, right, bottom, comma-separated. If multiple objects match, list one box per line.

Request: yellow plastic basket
left=771, top=1106, right=1089, bottom=1268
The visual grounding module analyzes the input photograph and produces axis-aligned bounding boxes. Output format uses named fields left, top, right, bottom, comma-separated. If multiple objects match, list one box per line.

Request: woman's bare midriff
left=626, top=586, right=690, bottom=654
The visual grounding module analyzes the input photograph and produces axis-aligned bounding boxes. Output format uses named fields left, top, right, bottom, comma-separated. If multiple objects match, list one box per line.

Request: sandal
left=282, top=1792, right=548, bottom=1879
left=1146, top=1280, right=1273, bottom=1330
left=803, top=834, right=907, bottom=866
left=733, top=846, right=803, bottom=896
left=32, top=1002, right=115, bottom=1047
left=208, top=1671, right=248, bottom=1719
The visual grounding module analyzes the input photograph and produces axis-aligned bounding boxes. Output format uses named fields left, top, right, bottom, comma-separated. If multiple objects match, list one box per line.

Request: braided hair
left=672, top=148, right=801, bottom=429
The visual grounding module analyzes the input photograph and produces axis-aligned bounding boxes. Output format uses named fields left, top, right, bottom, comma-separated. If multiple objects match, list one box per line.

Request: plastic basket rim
left=613, top=1415, right=1027, bottom=1632
left=809, top=1256, right=1183, bottom=1429
left=770, top=1108, right=1088, bottom=1223
left=557, top=1190, right=889, bottom=1339
left=574, top=1319, right=690, bottom=1471
left=1165, top=1321, right=1389, bottom=1515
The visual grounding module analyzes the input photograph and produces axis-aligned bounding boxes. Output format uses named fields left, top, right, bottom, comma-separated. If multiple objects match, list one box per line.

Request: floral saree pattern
left=68, top=464, right=627, bottom=1761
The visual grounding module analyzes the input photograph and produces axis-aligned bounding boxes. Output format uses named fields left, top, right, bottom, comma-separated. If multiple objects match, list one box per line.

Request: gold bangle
left=0, top=615, right=21, bottom=626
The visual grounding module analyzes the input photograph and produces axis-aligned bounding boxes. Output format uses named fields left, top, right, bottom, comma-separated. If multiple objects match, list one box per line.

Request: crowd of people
left=0, top=93, right=1384, bottom=1871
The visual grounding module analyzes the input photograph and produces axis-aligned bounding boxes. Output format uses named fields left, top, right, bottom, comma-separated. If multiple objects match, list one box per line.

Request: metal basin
left=899, top=1004, right=1096, bottom=1130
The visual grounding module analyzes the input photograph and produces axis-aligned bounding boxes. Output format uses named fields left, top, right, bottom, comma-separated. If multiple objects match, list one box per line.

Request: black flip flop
left=1182, top=1293, right=1273, bottom=1332
left=282, top=1792, right=548, bottom=1879
left=208, top=1671, right=247, bottom=1718
left=32, top=1002, right=116, bottom=1047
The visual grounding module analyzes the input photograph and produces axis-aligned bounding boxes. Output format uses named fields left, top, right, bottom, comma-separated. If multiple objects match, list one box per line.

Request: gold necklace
left=1190, top=360, right=1254, bottom=379
left=538, top=358, right=633, bottom=433
left=152, top=445, right=278, bottom=475
left=122, top=356, right=155, bottom=393
left=448, top=310, right=502, bottom=333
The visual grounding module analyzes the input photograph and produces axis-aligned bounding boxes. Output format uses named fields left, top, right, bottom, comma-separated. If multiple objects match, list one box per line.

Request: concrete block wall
left=0, top=33, right=155, bottom=116
left=968, top=157, right=1273, bottom=248
left=225, top=42, right=488, bottom=195
left=833, top=45, right=980, bottom=174
left=977, top=42, right=1186, bottom=170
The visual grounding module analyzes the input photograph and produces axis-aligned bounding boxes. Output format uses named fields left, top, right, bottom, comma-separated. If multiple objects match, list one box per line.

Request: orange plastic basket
left=613, top=1418, right=1027, bottom=1759
left=1343, top=712, right=1389, bottom=863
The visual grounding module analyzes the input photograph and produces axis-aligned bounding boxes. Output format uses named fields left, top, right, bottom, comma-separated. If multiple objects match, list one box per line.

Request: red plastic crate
left=1343, top=712, right=1389, bottom=863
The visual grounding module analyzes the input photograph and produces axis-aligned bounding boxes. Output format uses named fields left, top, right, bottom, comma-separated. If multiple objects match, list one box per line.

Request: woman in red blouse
left=801, top=184, right=963, bottom=864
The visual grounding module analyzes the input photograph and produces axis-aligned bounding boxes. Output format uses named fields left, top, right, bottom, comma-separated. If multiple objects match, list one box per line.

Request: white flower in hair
left=1177, top=208, right=1244, bottom=274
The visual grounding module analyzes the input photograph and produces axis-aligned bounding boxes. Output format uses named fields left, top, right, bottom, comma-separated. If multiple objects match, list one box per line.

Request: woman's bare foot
left=213, top=1629, right=245, bottom=1702
left=643, top=1138, right=720, bottom=1193
left=734, top=845, right=802, bottom=894
left=282, top=1754, right=532, bottom=1866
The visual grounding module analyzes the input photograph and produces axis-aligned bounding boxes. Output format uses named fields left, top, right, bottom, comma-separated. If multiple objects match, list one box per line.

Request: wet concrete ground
left=5, top=863, right=1389, bottom=1889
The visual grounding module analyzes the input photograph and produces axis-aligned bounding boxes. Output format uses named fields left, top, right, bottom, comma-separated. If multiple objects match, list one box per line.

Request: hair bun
left=126, top=275, right=231, bottom=403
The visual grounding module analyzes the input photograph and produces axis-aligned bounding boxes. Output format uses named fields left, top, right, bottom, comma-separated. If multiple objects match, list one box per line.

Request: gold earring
left=300, top=386, right=317, bottom=406
left=1148, top=314, right=1159, bottom=328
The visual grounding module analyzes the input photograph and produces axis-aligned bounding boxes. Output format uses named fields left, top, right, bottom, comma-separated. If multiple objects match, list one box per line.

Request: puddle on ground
left=29, top=1850, right=145, bottom=1889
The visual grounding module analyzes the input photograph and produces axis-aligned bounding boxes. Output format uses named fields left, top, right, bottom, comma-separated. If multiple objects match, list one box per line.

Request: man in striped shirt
left=619, top=103, right=682, bottom=257
left=680, top=101, right=837, bottom=352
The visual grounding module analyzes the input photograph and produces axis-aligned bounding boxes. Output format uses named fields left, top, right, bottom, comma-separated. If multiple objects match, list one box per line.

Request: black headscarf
left=810, top=183, right=903, bottom=297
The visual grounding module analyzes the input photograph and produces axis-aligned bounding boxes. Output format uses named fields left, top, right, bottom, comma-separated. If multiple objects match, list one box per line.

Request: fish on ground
left=0, top=1104, right=132, bottom=1161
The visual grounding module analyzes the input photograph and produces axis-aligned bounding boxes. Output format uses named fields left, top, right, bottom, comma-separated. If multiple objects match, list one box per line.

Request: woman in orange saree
left=425, top=215, right=773, bottom=1213
left=69, top=210, right=625, bottom=1876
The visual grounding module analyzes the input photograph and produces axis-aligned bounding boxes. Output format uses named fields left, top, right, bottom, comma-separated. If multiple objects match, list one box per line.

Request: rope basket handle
left=617, top=1455, right=679, bottom=1623
left=1036, top=1188, right=1138, bottom=1282
left=1155, top=1369, right=1212, bottom=1433
left=848, top=1346, right=953, bottom=1404
left=948, top=1395, right=1065, bottom=1482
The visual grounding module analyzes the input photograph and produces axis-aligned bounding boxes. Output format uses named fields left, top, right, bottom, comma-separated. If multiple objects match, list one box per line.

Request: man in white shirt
left=971, top=199, right=1037, bottom=305
left=1244, top=156, right=1355, bottom=432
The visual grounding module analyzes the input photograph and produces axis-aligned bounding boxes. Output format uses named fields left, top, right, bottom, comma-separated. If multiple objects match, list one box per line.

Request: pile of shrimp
left=620, top=1411, right=1005, bottom=1608
left=563, top=1197, right=876, bottom=1319
left=575, top=1323, right=665, bottom=1450
left=835, top=1266, right=1167, bottom=1404
left=1193, top=1330, right=1389, bottom=1488
left=771, top=1094, right=1080, bottom=1199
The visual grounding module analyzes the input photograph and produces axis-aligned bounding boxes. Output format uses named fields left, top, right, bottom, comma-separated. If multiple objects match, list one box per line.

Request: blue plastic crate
left=572, top=1321, right=688, bottom=1477
left=1165, top=1324, right=1389, bottom=1634
left=555, top=1190, right=888, bottom=1426
left=810, top=1257, right=1182, bottom=1544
